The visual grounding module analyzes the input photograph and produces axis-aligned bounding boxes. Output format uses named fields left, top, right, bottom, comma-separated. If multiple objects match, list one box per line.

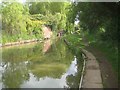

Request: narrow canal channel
left=0, top=39, right=83, bottom=89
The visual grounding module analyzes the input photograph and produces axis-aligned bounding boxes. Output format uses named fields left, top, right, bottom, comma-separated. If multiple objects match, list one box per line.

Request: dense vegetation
left=66, top=2, right=118, bottom=79
left=1, top=2, right=69, bottom=43
left=66, top=2, right=119, bottom=81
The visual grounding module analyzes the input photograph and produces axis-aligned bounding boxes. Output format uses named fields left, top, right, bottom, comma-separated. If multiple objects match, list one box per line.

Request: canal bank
left=82, top=37, right=118, bottom=88
left=0, top=39, right=41, bottom=48
left=64, top=39, right=103, bottom=89
left=85, top=46, right=118, bottom=88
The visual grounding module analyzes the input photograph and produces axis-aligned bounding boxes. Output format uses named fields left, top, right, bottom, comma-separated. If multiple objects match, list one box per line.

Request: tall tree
left=67, top=2, right=118, bottom=44
left=2, top=2, right=29, bottom=36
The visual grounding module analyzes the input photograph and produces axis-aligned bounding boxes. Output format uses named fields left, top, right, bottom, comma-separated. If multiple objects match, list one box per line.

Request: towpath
left=81, top=49, right=103, bottom=88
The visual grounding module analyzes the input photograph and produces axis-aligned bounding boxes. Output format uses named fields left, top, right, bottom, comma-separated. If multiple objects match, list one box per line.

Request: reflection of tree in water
left=30, top=64, right=67, bottom=79
left=2, top=47, right=32, bottom=88
left=1, top=39, right=80, bottom=88
left=66, top=56, right=83, bottom=89
left=2, top=62, right=29, bottom=88
left=29, top=39, right=74, bottom=79
left=42, top=39, right=51, bottom=53
left=66, top=75, right=77, bottom=88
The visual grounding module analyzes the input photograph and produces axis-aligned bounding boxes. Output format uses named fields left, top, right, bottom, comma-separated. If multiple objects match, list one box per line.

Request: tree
left=29, top=2, right=50, bottom=15
left=67, top=2, right=118, bottom=44
left=2, top=2, right=28, bottom=36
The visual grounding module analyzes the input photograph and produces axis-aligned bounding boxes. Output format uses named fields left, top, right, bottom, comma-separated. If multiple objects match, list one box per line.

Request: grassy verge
left=63, top=34, right=84, bottom=54
left=84, top=33, right=119, bottom=81
left=90, top=42, right=118, bottom=72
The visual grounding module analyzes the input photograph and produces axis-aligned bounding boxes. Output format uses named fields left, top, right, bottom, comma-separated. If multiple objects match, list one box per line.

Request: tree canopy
left=67, top=2, right=118, bottom=44
left=1, top=1, right=118, bottom=45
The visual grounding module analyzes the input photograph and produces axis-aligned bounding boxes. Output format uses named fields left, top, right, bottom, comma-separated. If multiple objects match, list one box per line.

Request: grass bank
left=83, top=33, right=119, bottom=82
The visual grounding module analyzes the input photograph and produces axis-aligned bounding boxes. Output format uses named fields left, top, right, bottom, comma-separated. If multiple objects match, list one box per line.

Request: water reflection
left=66, top=56, right=77, bottom=76
left=21, top=57, right=77, bottom=88
left=42, top=39, right=51, bottom=53
left=1, top=39, right=82, bottom=88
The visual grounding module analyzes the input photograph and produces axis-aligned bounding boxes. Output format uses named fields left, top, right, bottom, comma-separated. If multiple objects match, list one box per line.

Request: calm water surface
left=0, top=39, right=82, bottom=88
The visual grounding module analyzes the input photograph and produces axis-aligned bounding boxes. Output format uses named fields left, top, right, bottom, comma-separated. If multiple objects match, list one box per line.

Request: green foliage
left=90, top=41, right=118, bottom=75
left=28, top=2, right=68, bottom=15
left=2, top=2, right=27, bottom=35
left=26, top=17, right=44, bottom=38
left=64, top=34, right=84, bottom=55
left=49, top=2, right=65, bottom=14
left=1, top=2, right=46, bottom=43
left=28, top=2, right=70, bottom=31
left=1, top=2, right=71, bottom=44
left=2, top=34, right=18, bottom=44
left=66, top=2, right=118, bottom=77
left=68, top=2, right=118, bottom=45
left=29, top=2, right=50, bottom=15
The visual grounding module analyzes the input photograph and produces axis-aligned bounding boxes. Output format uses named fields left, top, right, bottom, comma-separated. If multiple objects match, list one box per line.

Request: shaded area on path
left=82, top=49, right=103, bottom=88
left=85, top=46, right=118, bottom=88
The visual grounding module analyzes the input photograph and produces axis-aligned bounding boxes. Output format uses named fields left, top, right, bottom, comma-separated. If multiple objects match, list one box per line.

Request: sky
left=19, top=0, right=26, bottom=3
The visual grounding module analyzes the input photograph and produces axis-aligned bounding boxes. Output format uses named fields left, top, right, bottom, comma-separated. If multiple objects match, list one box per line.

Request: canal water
left=0, top=39, right=83, bottom=89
